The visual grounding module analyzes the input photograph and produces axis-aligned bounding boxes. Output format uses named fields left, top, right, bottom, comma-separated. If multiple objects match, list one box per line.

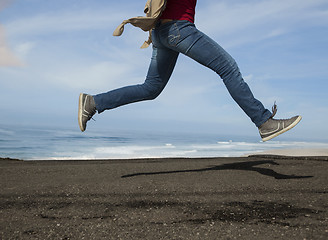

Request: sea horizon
left=1, top=123, right=328, bottom=160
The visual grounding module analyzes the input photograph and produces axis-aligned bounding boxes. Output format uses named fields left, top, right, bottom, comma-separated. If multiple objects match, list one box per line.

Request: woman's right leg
left=79, top=26, right=179, bottom=131
left=93, top=42, right=179, bottom=113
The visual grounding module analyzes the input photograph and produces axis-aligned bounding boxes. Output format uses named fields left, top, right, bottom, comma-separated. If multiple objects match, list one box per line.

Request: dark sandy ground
left=1, top=155, right=327, bottom=239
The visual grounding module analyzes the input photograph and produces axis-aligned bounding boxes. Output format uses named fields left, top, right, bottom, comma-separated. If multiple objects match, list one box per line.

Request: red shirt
left=160, top=0, right=197, bottom=23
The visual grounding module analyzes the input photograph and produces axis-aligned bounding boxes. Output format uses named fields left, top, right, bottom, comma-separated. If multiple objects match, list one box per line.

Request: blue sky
left=1, top=0, right=328, bottom=142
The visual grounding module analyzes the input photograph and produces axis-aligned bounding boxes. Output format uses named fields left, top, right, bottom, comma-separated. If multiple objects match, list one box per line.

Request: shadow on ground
left=121, top=160, right=314, bottom=179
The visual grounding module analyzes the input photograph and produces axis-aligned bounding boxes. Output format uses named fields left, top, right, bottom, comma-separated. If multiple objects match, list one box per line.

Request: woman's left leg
left=159, top=21, right=272, bottom=127
left=93, top=45, right=179, bottom=113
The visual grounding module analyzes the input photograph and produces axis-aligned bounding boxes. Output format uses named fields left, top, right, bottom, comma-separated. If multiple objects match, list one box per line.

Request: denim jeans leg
left=159, top=21, right=272, bottom=127
left=93, top=43, right=179, bottom=113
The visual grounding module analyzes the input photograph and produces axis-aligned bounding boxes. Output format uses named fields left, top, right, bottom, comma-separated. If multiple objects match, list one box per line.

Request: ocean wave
left=1, top=125, right=327, bottom=160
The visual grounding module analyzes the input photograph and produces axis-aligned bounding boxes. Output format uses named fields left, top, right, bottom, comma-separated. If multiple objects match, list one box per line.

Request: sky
left=1, top=0, right=328, bottom=142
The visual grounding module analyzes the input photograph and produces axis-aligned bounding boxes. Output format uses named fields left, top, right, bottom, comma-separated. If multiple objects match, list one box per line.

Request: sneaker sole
left=262, top=116, right=302, bottom=142
left=78, top=93, right=85, bottom=132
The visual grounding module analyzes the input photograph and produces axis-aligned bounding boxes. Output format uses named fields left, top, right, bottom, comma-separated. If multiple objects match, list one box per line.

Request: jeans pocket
left=167, top=23, right=180, bottom=47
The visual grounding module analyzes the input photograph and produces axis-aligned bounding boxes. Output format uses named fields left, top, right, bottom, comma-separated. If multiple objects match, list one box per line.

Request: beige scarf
left=113, top=0, right=167, bottom=48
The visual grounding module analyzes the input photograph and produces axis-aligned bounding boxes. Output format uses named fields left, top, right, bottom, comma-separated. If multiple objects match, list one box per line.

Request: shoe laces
left=86, top=107, right=97, bottom=121
left=90, top=110, right=97, bottom=121
left=270, top=102, right=293, bottom=121
left=271, top=101, right=277, bottom=118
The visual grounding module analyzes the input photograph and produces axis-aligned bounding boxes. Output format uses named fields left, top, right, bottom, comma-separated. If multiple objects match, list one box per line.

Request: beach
left=1, top=155, right=327, bottom=239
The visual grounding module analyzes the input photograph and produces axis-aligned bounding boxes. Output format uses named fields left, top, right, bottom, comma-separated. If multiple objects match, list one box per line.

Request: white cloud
left=0, top=45, right=22, bottom=66
left=197, top=0, right=328, bottom=47
left=0, top=1, right=23, bottom=67
left=48, top=61, right=136, bottom=91
left=0, top=25, right=22, bottom=66
left=14, top=41, right=35, bottom=58
left=4, top=6, right=138, bottom=38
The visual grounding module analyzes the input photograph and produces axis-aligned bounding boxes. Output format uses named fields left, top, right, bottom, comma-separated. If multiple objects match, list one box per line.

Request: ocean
left=1, top=124, right=327, bottom=160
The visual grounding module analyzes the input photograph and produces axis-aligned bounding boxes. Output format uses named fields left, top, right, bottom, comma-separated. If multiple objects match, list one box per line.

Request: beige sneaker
left=78, top=93, right=96, bottom=132
left=259, top=104, right=302, bottom=141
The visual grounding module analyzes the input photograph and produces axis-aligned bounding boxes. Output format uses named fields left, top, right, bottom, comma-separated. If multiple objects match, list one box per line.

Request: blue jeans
left=94, top=20, right=271, bottom=127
